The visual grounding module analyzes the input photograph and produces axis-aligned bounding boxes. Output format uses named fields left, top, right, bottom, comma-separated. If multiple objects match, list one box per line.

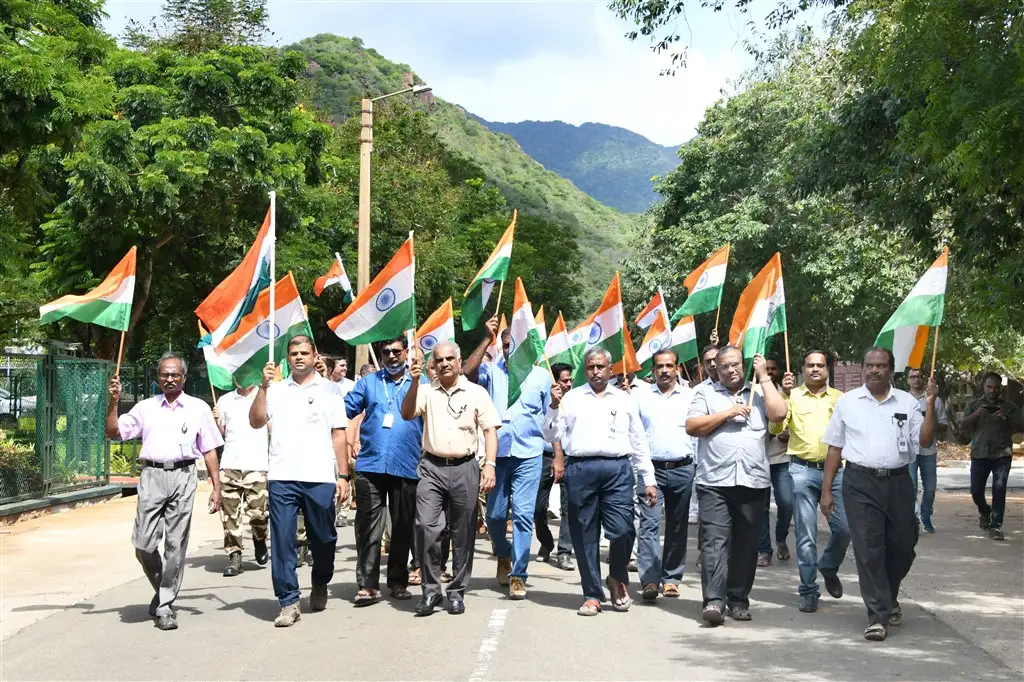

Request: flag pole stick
left=713, top=306, right=721, bottom=339
left=682, top=362, right=692, bottom=383
left=784, top=329, right=791, bottom=374
left=197, top=320, right=219, bottom=409
left=929, top=326, right=940, bottom=378
left=697, top=361, right=704, bottom=382
left=268, top=190, right=277, bottom=366
left=115, top=330, right=126, bottom=378
left=495, top=279, right=506, bottom=315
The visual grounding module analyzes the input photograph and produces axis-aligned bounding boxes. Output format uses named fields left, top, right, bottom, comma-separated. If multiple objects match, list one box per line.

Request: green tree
left=125, top=0, right=269, bottom=54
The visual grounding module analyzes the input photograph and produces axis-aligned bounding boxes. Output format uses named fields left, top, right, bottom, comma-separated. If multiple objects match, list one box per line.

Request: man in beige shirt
left=401, top=340, right=498, bottom=616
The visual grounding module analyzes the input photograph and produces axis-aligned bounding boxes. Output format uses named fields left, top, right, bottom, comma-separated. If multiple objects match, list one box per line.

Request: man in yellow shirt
left=770, top=350, right=849, bottom=614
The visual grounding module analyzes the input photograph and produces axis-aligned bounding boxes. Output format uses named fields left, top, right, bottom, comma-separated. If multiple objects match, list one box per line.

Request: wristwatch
left=484, top=461, right=497, bottom=468
left=337, top=473, right=351, bottom=482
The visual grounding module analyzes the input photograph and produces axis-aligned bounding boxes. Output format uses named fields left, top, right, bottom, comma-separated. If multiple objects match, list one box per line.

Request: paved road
left=2, top=492, right=1022, bottom=681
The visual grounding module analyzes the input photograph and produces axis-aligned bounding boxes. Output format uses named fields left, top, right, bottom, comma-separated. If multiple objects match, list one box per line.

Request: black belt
left=653, top=458, right=693, bottom=469
left=140, top=459, right=197, bottom=471
left=846, top=462, right=908, bottom=477
left=790, top=456, right=831, bottom=470
left=423, top=453, right=476, bottom=466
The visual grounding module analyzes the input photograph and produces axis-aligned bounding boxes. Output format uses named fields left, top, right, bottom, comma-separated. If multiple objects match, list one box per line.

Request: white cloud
left=428, top=7, right=747, bottom=146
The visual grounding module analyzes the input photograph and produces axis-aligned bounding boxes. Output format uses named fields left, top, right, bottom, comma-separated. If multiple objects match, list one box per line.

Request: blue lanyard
left=381, top=373, right=409, bottom=408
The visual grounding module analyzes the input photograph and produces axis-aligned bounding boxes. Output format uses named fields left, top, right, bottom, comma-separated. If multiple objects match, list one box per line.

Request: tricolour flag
left=875, top=248, right=948, bottom=372
left=507, top=279, right=546, bottom=405
left=637, top=311, right=672, bottom=377
left=730, top=270, right=775, bottom=369
left=196, top=209, right=273, bottom=348
left=572, top=271, right=640, bottom=386
left=198, top=320, right=235, bottom=390
left=212, top=273, right=313, bottom=389
left=415, top=298, right=455, bottom=360
left=485, top=314, right=508, bottom=362
left=462, top=210, right=516, bottom=331
left=671, top=315, right=699, bottom=364
left=729, top=252, right=786, bottom=352
left=672, top=243, right=730, bottom=323
left=328, top=236, right=416, bottom=345
left=39, top=246, right=137, bottom=331
left=535, top=306, right=547, bottom=342
left=545, top=313, right=579, bottom=368
left=313, top=253, right=354, bottom=303
left=636, top=289, right=670, bottom=329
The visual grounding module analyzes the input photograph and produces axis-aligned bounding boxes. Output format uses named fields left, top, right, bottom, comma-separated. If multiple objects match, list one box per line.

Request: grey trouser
left=132, top=463, right=198, bottom=617
left=415, top=454, right=479, bottom=600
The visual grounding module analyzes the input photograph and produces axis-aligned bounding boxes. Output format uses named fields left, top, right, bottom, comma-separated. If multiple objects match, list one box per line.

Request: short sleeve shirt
left=822, top=385, right=923, bottom=468
left=688, top=382, right=770, bottom=488
left=266, top=375, right=348, bottom=483
left=415, top=376, right=500, bottom=458
left=219, top=389, right=269, bottom=471
left=117, top=393, right=223, bottom=463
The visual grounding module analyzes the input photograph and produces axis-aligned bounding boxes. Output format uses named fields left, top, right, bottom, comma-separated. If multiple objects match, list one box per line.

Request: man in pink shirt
left=106, top=352, right=223, bottom=631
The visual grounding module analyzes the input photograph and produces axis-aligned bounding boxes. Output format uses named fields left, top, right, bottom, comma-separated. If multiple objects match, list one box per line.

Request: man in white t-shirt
left=213, top=381, right=270, bottom=577
left=249, top=336, right=350, bottom=628
left=332, top=356, right=357, bottom=397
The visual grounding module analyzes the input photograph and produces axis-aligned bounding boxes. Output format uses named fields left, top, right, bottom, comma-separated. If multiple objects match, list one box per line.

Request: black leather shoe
left=223, top=551, right=242, bottom=577
left=447, top=597, right=465, bottom=615
left=820, top=568, right=843, bottom=599
left=414, top=594, right=443, bottom=616
left=253, top=539, right=269, bottom=566
left=156, top=613, right=178, bottom=631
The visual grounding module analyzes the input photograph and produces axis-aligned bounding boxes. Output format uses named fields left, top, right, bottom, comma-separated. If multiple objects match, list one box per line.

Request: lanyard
left=381, top=373, right=409, bottom=408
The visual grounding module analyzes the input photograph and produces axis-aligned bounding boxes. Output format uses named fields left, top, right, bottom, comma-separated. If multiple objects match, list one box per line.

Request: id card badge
left=178, top=423, right=190, bottom=459
left=897, top=436, right=910, bottom=455
left=382, top=412, right=394, bottom=429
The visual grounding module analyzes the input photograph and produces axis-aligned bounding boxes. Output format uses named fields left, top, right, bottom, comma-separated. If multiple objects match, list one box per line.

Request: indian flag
left=637, top=311, right=672, bottom=377
left=39, top=246, right=136, bottom=331
left=572, top=271, right=639, bottom=385
left=636, top=289, right=669, bottom=329
left=730, top=270, right=775, bottom=370
left=212, top=272, right=313, bottom=389
left=672, top=243, right=730, bottom=323
left=535, top=306, right=547, bottom=341
left=729, top=252, right=786, bottom=351
left=328, top=236, right=416, bottom=345
left=313, top=252, right=354, bottom=303
left=671, top=315, right=699, bottom=364
left=507, top=278, right=546, bottom=405
left=485, top=314, right=508, bottom=362
left=196, top=209, right=274, bottom=348
left=462, top=210, right=516, bottom=331
left=876, top=248, right=949, bottom=372
left=198, top=320, right=235, bottom=390
left=545, top=312, right=579, bottom=368
left=415, top=297, right=455, bottom=360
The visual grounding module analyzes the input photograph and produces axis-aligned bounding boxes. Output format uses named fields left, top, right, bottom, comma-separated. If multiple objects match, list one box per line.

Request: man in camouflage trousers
left=214, top=382, right=270, bottom=576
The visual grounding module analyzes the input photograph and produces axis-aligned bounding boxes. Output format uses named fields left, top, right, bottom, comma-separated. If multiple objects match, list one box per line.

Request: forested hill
left=287, top=34, right=634, bottom=305
left=475, top=118, right=680, bottom=214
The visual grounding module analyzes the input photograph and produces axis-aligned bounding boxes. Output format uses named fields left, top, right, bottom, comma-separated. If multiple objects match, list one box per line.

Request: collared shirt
left=822, top=384, right=923, bottom=469
left=414, top=375, right=500, bottom=458
left=769, top=384, right=843, bottom=463
left=344, top=369, right=423, bottom=480
left=542, top=384, right=655, bottom=487
left=117, top=392, right=222, bottom=463
left=266, top=374, right=347, bottom=483
left=635, top=381, right=697, bottom=461
left=335, top=377, right=356, bottom=398
left=912, top=393, right=947, bottom=457
left=478, top=359, right=551, bottom=459
left=218, top=389, right=268, bottom=471
left=688, top=381, right=770, bottom=489
left=963, top=398, right=1022, bottom=460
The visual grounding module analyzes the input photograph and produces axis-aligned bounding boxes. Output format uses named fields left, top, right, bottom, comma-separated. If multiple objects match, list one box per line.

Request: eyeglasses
left=447, top=393, right=467, bottom=419
left=718, top=361, right=743, bottom=372
left=381, top=348, right=404, bottom=356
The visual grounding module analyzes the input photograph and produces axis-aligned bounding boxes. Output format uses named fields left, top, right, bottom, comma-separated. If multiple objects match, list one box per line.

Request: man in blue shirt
left=344, top=336, right=424, bottom=604
left=464, top=315, right=551, bottom=600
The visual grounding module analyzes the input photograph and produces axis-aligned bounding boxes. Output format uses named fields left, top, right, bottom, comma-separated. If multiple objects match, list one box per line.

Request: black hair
left=653, top=348, right=679, bottom=364
left=803, top=349, right=830, bottom=365
left=982, top=371, right=1002, bottom=384
left=702, top=343, right=719, bottom=356
left=550, top=362, right=573, bottom=378
left=323, top=357, right=337, bottom=373
left=288, top=335, right=314, bottom=351
left=863, top=346, right=895, bottom=371
left=378, top=335, right=408, bottom=350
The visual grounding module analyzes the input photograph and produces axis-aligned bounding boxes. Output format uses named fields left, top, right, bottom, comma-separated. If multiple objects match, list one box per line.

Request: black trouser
left=843, top=466, right=918, bottom=626
left=535, top=454, right=572, bottom=557
left=697, top=484, right=767, bottom=610
left=354, top=472, right=417, bottom=590
left=415, top=454, right=479, bottom=600
left=970, top=457, right=1012, bottom=529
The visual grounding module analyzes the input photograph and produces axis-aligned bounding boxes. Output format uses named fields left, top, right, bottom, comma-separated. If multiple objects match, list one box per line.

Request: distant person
left=333, top=357, right=356, bottom=397
left=358, top=363, right=374, bottom=379
left=105, top=353, right=223, bottom=631
left=533, top=362, right=575, bottom=572
left=758, top=357, right=793, bottom=567
left=960, top=372, right=1023, bottom=542
left=906, top=368, right=947, bottom=532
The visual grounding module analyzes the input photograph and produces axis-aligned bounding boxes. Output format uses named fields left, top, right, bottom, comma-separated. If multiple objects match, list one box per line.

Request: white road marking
left=468, top=608, right=508, bottom=681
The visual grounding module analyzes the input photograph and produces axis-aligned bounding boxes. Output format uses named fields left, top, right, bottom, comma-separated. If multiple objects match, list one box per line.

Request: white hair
left=158, top=352, right=188, bottom=374
left=583, top=347, right=612, bottom=365
left=434, top=340, right=461, bottom=359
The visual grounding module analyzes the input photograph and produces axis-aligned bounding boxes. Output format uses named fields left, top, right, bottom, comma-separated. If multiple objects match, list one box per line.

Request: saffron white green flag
left=635, top=289, right=669, bottom=330
left=545, top=312, right=579, bottom=368
left=328, top=237, right=416, bottom=344
left=507, top=278, right=546, bottom=405
left=876, top=248, right=948, bottom=372
left=39, top=247, right=137, bottom=331
left=671, top=315, right=699, bottom=364
left=672, top=244, right=730, bottom=323
left=462, top=210, right=516, bottom=331
left=415, top=298, right=455, bottom=360
left=729, top=253, right=786, bottom=364
left=572, top=272, right=640, bottom=386
left=637, top=311, right=672, bottom=377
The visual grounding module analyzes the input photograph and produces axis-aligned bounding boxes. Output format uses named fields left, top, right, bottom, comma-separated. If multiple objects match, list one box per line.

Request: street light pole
left=354, top=83, right=432, bottom=372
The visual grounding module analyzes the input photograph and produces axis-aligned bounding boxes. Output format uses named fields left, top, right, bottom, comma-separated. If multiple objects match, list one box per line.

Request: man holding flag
left=463, top=280, right=551, bottom=601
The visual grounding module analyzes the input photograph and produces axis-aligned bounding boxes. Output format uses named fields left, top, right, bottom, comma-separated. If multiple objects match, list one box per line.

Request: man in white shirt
left=544, top=347, right=657, bottom=616
left=906, top=367, right=948, bottom=532
left=213, top=381, right=269, bottom=577
left=821, top=347, right=937, bottom=642
left=249, top=336, right=350, bottom=628
left=634, top=349, right=696, bottom=601
left=332, top=356, right=357, bottom=397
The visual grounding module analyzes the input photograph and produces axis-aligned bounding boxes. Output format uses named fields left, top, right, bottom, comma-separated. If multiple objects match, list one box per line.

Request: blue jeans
left=790, top=462, right=850, bottom=597
left=486, top=455, right=542, bottom=580
left=910, top=455, right=937, bottom=524
left=636, top=462, right=694, bottom=587
left=268, top=480, right=337, bottom=607
left=758, top=462, right=794, bottom=556
left=565, top=457, right=634, bottom=602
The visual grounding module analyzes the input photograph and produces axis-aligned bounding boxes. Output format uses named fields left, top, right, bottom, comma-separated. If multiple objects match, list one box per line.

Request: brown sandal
left=354, top=588, right=380, bottom=606
left=577, top=599, right=602, bottom=616
left=407, top=568, right=422, bottom=585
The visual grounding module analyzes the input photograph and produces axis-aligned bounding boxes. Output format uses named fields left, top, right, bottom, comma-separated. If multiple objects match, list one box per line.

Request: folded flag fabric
left=415, top=298, right=455, bottom=360
left=328, top=236, right=416, bottom=345
left=535, top=306, right=547, bottom=342
left=730, top=269, right=775, bottom=370
left=198, top=320, right=235, bottom=391
left=672, top=243, right=730, bottom=323
left=314, top=253, right=354, bottom=303
left=875, top=247, right=949, bottom=372
left=572, top=272, right=639, bottom=386
left=507, top=278, right=547, bottom=405
left=637, top=310, right=672, bottom=377
left=729, top=252, right=786, bottom=353
left=39, top=246, right=137, bottom=332
left=636, top=289, right=669, bottom=330
left=462, top=210, right=516, bottom=331
left=671, top=315, right=699, bottom=364
left=545, top=312, right=580, bottom=369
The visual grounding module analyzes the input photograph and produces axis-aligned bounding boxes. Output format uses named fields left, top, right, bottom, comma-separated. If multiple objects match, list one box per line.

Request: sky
left=103, top=0, right=764, bottom=146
